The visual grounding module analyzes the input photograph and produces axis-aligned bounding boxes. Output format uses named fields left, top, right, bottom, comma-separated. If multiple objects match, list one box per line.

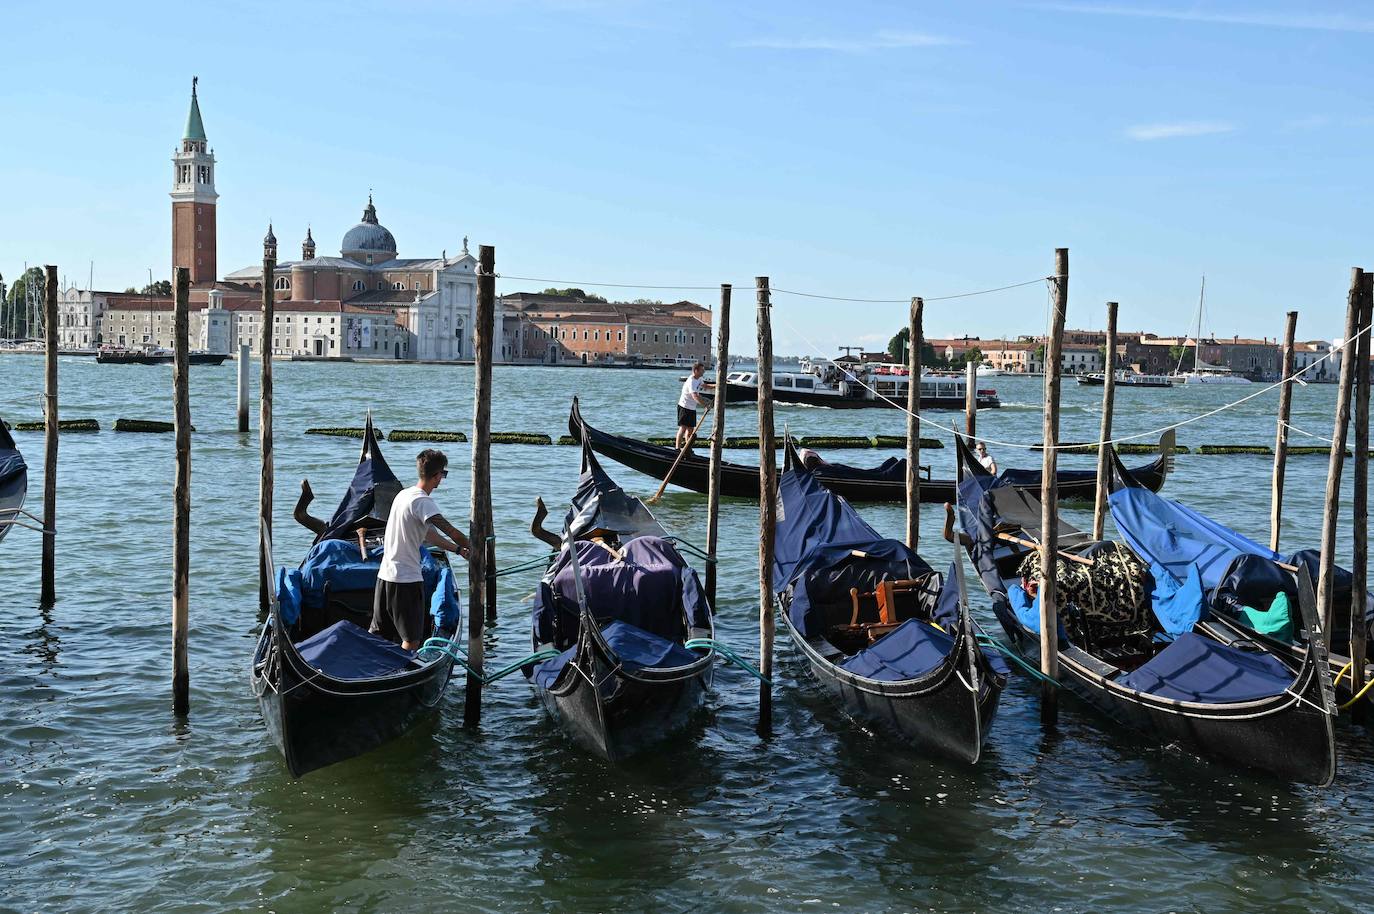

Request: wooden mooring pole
left=756, top=276, right=776, bottom=734
left=172, top=267, right=191, bottom=716
left=259, top=227, right=277, bottom=613
left=905, top=297, right=923, bottom=547
left=1317, top=268, right=1362, bottom=645
left=466, top=244, right=495, bottom=726
left=485, top=538, right=497, bottom=625
left=40, top=265, right=58, bottom=607
left=1270, top=311, right=1298, bottom=553
left=236, top=341, right=250, bottom=433
left=705, top=283, right=731, bottom=610
left=1039, top=248, right=1069, bottom=728
left=1092, top=301, right=1118, bottom=542
left=1349, top=275, right=1371, bottom=719
left=964, top=358, right=977, bottom=439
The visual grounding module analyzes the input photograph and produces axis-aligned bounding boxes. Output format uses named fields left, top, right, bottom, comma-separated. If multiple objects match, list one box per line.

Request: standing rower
left=675, top=362, right=710, bottom=448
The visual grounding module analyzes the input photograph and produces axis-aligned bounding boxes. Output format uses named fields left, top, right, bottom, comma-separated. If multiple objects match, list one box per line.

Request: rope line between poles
left=493, top=274, right=1052, bottom=304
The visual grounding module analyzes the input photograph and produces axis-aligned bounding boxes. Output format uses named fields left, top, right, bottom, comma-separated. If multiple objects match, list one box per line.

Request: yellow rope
left=1334, top=661, right=1354, bottom=688
left=1340, top=671, right=1374, bottom=711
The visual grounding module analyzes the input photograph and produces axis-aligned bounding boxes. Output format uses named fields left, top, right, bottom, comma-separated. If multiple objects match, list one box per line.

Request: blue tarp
left=839, top=618, right=954, bottom=681
left=816, top=456, right=906, bottom=484
left=294, top=620, right=417, bottom=679
left=1117, top=632, right=1293, bottom=703
left=531, top=620, right=699, bottom=690
left=775, top=464, right=932, bottom=638
left=1109, top=486, right=1280, bottom=591
left=318, top=422, right=404, bottom=543
left=283, top=539, right=461, bottom=632
left=1148, top=560, right=1205, bottom=635
left=933, top=562, right=961, bottom=630
left=531, top=536, right=710, bottom=652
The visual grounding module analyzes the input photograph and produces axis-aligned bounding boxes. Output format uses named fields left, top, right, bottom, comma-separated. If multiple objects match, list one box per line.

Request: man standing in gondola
left=372, top=449, right=470, bottom=650
left=676, top=361, right=713, bottom=449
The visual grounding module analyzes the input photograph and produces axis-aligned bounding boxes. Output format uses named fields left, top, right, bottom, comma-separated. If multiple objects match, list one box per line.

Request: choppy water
left=1, top=358, right=1370, bottom=914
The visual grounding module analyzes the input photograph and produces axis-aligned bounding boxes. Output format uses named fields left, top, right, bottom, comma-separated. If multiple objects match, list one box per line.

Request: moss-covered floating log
left=492, top=432, right=552, bottom=445
left=12, top=418, right=100, bottom=432
left=1289, top=445, right=1353, bottom=457
left=1199, top=444, right=1273, bottom=455
left=305, top=427, right=384, bottom=440
left=724, top=436, right=786, bottom=448
left=387, top=429, right=468, bottom=443
left=114, top=419, right=193, bottom=433
left=798, top=435, right=873, bottom=449
left=1028, top=440, right=1187, bottom=455
left=557, top=435, right=579, bottom=446
left=646, top=436, right=677, bottom=447
left=871, top=435, right=945, bottom=449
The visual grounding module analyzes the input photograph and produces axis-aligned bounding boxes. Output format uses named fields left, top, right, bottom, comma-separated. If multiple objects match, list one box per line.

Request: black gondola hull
left=569, top=400, right=1171, bottom=503
left=781, top=612, right=998, bottom=764
left=252, top=621, right=455, bottom=778
left=536, top=638, right=712, bottom=763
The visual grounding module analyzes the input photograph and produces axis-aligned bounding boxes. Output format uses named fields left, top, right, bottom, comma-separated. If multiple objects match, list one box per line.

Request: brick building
left=500, top=292, right=712, bottom=365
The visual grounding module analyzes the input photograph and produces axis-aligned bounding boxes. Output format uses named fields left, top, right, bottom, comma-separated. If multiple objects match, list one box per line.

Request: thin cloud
left=1125, top=121, right=1235, bottom=140
left=737, top=30, right=962, bottom=51
left=1035, top=2, right=1374, bottom=33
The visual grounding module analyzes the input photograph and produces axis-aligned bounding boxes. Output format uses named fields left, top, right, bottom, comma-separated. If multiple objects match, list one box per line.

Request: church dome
left=341, top=195, right=397, bottom=258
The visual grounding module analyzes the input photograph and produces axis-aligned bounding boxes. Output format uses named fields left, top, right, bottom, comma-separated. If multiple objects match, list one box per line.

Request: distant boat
left=705, top=357, right=1000, bottom=410
left=1077, top=371, right=1175, bottom=389
left=1171, top=277, right=1252, bottom=385
left=96, top=345, right=229, bottom=366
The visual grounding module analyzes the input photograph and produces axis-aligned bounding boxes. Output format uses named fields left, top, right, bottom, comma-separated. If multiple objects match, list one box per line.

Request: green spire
left=184, top=76, right=206, bottom=142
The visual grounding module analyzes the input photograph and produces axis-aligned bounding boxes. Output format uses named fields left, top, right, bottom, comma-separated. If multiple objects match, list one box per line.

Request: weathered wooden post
left=756, top=276, right=776, bottom=733
left=905, top=297, right=923, bottom=547
left=485, top=537, right=497, bottom=625
left=258, top=226, right=277, bottom=613
left=1039, top=248, right=1069, bottom=727
left=40, top=265, right=58, bottom=606
left=1317, top=268, right=1362, bottom=644
left=465, top=244, right=495, bottom=726
left=172, top=267, right=191, bottom=716
left=1349, top=275, right=1371, bottom=717
left=1092, top=301, right=1118, bottom=541
left=705, top=283, right=731, bottom=609
left=964, top=359, right=977, bottom=439
left=236, top=341, right=250, bottom=433
left=1270, top=311, right=1298, bottom=552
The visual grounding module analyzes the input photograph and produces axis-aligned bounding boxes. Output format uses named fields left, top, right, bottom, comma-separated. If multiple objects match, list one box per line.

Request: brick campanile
left=170, top=77, right=218, bottom=286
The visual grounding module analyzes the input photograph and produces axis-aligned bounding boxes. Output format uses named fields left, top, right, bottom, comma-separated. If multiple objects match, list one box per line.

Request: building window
left=393, top=282, right=404, bottom=290
left=274, top=277, right=290, bottom=291
left=593, top=330, right=599, bottom=341
left=618, top=331, right=624, bottom=342
left=583, top=330, right=589, bottom=340
left=414, top=282, right=421, bottom=291
left=367, top=254, right=374, bottom=265
left=352, top=280, right=365, bottom=291
left=198, top=165, right=211, bottom=184
left=654, top=332, right=659, bottom=343
left=378, top=281, right=385, bottom=290
left=178, top=164, right=190, bottom=183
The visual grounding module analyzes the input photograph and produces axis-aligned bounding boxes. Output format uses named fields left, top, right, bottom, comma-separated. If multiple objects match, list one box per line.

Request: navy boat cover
left=532, top=536, right=710, bottom=651
left=564, top=441, right=666, bottom=543
left=277, top=539, right=460, bottom=630
left=294, top=620, right=417, bottom=679
left=317, top=420, right=404, bottom=544
left=815, top=456, right=906, bottom=484
left=1117, top=632, right=1293, bottom=703
left=839, top=618, right=955, bottom=681
left=774, top=461, right=934, bottom=639
left=533, top=620, right=698, bottom=690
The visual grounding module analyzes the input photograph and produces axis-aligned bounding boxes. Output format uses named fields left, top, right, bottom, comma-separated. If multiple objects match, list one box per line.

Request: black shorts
left=372, top=579, right=427, bottom=645
left=677, top=405, right=697, bottom=429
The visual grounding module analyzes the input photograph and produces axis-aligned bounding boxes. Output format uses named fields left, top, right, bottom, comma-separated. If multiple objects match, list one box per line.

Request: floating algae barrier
left=1289, top=445, right=1354, bottom=457
left=723, top=436, right=786, bottom=449
left=798, top=435, right=873, bottom=449
left=491, top=432, right=552, bottom=445
left=115, top=419, right=195, bottom=433
left=388, top=429, right=468, bottom=443
left=305, top=427, right=383, bottom=440
left=11, top=418, right=100, bottom=432
left=1030, top=441, right=1191, bottom=455
left=557, top=435, right=578, bottom=446
left=870, top=435, right=945, bottom=449
left=1198, top=444, right=1273, bottom=455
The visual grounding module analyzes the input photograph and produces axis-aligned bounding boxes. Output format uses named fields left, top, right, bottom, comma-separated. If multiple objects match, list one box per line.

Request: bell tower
left=171, top=77, right=218, bottom=286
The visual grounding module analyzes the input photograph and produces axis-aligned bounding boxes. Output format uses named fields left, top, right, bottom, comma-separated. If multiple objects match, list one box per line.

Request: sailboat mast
left=1194, top=275, right=1205, bottom=368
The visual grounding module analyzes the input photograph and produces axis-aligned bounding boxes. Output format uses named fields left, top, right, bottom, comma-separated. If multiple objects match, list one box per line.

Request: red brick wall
left=173, top=201, right=216, bottom=285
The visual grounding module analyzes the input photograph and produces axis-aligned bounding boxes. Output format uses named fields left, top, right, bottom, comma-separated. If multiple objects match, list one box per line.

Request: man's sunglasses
left=439, top=469, right=449, bottom=478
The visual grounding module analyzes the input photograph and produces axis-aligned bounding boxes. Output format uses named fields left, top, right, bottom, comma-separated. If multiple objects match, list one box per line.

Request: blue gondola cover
left=287, top=539, right=460, bottom=631
left=317, top=423, right=403, bottom=544
left=294, top=620, right=417, bottom=679
left=1148, top=560, right=1205, bottom=635
left=1117, top=632, right=1293, bottom=703
left=532, top=621, right=699, bottom=690
left=839, top=619, right=954, bottom=681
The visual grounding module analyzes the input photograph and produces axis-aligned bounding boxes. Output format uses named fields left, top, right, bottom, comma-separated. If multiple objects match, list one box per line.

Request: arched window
left=274, top=277, right=291, bottom=291
left=393, top=281, right=404, bottom=290
left=352, top=280, right=365, bottom=292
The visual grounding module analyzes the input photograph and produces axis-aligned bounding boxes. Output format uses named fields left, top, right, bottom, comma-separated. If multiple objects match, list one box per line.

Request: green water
left=1, top=358, right=1370, bottom=913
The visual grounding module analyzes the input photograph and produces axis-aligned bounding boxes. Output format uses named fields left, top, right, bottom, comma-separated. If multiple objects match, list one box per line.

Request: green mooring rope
left=975, top=634, right=1059, bottom=686
left=417, top=637, right=561, bottom=684
left=684, top=638, right=771, bottom=685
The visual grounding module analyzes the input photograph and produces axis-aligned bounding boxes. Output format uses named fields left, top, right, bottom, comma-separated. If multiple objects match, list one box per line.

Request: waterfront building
left=500, top=292, right=711, bottom=365
left=1295, top=340, right=1339, bottom=381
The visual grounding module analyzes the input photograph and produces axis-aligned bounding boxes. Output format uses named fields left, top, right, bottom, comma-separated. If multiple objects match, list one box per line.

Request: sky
left=1, top=0, right=1371, bottom=356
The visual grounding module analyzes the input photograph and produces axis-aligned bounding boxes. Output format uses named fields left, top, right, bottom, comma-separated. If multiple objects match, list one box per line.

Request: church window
left=352, top=280, right=364, bottom=291
left=393, top=282, right=404, bottom=290
left=654, top=332, right=659, bottom=343
left=179, top=164, right=190, bottom=183
left=378, top=281, right=385, bottom=290
left=367, top=255, right=374, bottom=265
left=414, top=282, right=421, bottom=291
left=198, top=165, right=211, bottom=184
left=274, top=277, right=290, bottom=291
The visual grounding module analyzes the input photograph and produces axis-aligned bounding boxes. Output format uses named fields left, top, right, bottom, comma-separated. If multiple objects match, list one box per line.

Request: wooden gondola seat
left=840, top=575, right=933, bottom=643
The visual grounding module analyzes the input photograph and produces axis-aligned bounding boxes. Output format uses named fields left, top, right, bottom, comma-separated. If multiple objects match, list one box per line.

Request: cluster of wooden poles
left=18, top=244, right=1373, bottom=730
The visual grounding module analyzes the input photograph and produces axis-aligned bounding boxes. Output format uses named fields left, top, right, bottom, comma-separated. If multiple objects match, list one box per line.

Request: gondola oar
left=647, top=410, right=712, bottom=504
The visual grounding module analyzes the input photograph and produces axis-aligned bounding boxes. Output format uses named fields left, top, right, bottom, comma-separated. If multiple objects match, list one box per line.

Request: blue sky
left=1, top=1, right=1370, bottom=355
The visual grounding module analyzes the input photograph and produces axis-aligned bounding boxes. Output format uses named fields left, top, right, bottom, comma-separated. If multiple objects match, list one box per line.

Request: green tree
left=886, top=326, right=943, bottom=366
left=141, top=280, right=172, bottom=296
left=961, top=345, right=983, bottom=367
left=541, top=287, right=607, bottom=302
left=1168, top=345, right=1195, bottom=371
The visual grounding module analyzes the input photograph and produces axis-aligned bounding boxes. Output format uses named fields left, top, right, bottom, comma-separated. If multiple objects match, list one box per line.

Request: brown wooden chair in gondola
left=832, top=573, right=937, bottom=649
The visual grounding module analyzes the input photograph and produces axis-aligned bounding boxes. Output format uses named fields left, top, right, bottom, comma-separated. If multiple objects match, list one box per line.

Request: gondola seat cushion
left=1116, top=632, right=1293, bottom=703
left=294, top=621, right=417, bottom=680
left=839, top=619, right=953, bottom=682
left=1239, top=592, right=1295, bottom=643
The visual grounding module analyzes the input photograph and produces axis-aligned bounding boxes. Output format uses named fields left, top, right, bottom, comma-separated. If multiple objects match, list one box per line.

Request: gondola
left=526, top=418, right=715, bottom=762
left=954, top=436, right=1335, bottom=784
left=0, top=418, right=28, bottom=544
left=569, top=398, right=1174, bottom=503
left=1106, top=449, right=1374, bottom=709
left=251, top=417, right=461, bottom=777
left=773, top=440, right=1005, bottom=763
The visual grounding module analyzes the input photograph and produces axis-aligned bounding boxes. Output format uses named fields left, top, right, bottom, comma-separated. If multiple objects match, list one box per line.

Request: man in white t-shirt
left=676, top=362, right=711, bottom=448
left=372, top=449, right=470, bottom=649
